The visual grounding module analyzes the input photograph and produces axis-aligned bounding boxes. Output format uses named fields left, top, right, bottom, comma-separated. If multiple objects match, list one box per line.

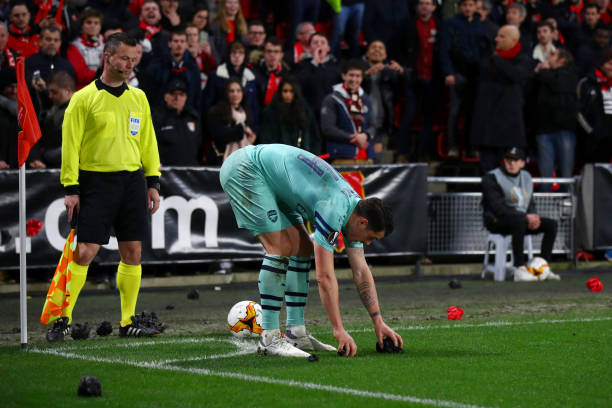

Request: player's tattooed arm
left=358, top=282, right=376, bottom=310
left=347, top=247, right=382, bottom=320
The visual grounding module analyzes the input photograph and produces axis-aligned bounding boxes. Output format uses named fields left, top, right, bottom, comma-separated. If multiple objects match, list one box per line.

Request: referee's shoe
left=46, top=317, right=71, bottom=342
left=119, top=315, right=160, bottom=338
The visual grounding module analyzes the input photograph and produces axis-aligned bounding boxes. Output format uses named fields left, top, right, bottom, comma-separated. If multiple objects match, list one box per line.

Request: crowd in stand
left=0, top=0, right=612, bottom=179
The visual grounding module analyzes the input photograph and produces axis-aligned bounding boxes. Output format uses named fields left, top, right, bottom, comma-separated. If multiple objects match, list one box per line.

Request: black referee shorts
left=76, top=169, right=148, bottom=245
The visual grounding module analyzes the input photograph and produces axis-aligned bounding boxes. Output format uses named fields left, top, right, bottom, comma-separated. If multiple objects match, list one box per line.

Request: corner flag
left=16, top=57, right=41, bottom=167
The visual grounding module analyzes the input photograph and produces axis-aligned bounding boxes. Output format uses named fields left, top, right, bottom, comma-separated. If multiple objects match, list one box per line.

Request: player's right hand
left=65, top=195, right=80, bottom=223
left=334, top=328, right=357, bottom=357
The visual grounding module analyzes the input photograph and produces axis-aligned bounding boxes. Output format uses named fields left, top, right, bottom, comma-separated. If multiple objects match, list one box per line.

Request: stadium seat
left=482, top=234, right=533, bottom=281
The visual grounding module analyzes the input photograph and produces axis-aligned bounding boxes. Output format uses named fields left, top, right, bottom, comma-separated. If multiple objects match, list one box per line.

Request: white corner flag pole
left=19, top=163, right=28, bottom=349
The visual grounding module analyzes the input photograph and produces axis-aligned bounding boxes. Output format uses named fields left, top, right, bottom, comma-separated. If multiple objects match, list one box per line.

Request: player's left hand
left=147, top=187, right=160, bottom=215
left=374, top=320, right=403, bottom=350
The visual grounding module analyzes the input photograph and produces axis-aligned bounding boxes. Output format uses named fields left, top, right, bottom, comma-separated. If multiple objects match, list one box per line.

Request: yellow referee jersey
left=60, top=80, right=161, bottom=188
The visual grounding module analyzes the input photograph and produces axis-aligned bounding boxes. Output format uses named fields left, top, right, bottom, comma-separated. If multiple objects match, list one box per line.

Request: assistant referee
left=48, top=33, right=161, bottom=341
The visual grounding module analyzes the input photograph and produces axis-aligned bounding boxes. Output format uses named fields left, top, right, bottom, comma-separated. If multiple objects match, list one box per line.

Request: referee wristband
left=146, top=176, right=161, bottom=192
left=64, top=185, right=80, bottom=195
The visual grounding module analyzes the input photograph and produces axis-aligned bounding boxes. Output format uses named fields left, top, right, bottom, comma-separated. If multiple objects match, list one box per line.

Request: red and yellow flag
left=40, top=229, right=75, bottom=326
left=16, top=57, right=42, bottom=168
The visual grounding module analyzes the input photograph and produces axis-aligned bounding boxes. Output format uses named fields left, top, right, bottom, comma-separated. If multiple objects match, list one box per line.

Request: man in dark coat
left=153, top=79, right=202, bottom=166
left=533, top=48, right=578, bottom=190
left=577, top=49, right=612, bottom=163
left=471, top=25, right=533, bottom=173
left=439, top=0, right=485, bottom=157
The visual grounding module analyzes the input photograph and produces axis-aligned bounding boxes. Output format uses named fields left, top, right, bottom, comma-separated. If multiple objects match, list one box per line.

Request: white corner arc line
left=29, top=347, right=495, bottom=408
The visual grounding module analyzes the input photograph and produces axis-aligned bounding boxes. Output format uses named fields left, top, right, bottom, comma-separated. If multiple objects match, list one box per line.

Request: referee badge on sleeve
left=129, top=111, right=141, bottom=136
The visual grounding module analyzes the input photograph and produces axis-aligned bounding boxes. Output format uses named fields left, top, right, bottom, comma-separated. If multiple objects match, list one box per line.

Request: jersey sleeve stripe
left=315, top=212, right=335, bottom=235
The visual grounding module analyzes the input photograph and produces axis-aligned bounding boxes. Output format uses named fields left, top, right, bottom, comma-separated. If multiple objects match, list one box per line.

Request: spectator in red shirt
left=7, top=1, right=39, bottom=58
left=67, top=8, right=105, bottom=89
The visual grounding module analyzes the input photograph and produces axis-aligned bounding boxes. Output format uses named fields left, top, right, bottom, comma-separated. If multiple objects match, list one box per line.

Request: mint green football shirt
left=220, top=144, right=363, bottom=253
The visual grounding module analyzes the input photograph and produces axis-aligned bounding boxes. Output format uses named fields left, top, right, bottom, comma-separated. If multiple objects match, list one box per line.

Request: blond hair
left=212, top=0, right=247, bottom=36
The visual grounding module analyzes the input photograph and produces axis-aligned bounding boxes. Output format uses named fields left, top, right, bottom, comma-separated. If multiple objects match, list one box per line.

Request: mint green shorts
left=219, top=148, right=303, bottom=235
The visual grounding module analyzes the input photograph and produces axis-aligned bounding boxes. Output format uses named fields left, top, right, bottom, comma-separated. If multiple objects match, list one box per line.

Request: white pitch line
left=336, top=316, right=612, bottom=335
left=29, top=347, right=494, bottom=408
left=28, top=317, right=611, bottom=408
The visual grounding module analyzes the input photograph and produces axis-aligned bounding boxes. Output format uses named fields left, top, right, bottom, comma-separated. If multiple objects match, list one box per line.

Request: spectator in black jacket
left=533, top=48, right=577, bottom=190
left=471, top=25, right=533, bottom=173
left=25, top=25, right=75, bottom=118
left=154, top=79, right=202, bottom=166
left=143, top=28, right=202, bottom=110
left=251, top=37, right=291, bottom=107
left=577, top=49, right=612, bottom=163
left=576, top=27, right=611, bottom=78
left=439, top=0, right=484, bottom=157
left=394, top=0, right=441, bottom=162
left=206, top=78, right=256, bottom=165
left=482, top=147, right=559, bottom=281
left=29, top=71, right=75, bottom=169
left=294, top=32, right=341, bottom=123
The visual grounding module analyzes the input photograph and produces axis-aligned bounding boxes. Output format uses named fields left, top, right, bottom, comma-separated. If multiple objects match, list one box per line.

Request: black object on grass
left=77, top=376, right=101, bottom=397
left=376, top=337, right=403, bottom=353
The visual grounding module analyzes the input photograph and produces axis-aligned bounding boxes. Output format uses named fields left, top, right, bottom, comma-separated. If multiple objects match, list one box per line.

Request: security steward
left=482, top=147, right=558, bottom=275
left=50, top=32, right=162, bottom=341
left=153, top=78, right=202, bottom=166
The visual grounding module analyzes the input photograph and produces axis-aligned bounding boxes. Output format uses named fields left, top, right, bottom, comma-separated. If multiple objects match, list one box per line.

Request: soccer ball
left=227, top=300, right=263, bottom=338
left=527, top=257, right=551, bottom=280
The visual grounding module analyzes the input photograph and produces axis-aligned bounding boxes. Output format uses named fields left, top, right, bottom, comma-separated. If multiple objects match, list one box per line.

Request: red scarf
left=3, top=48, right=15, bottom=67
left=226, top=19, right=236, bottom=44
left=342, top=84, right=368, bottom=159
left=34, top=0, right=66, bottom=29
left=171, top=59, right=186, bottom=73
left=595, top=68, right=612, bottom=91
left=34, top=0, right=53, bottom=24
left=263, top=64, right=282, bottom=105
left=569, top=1, right=583, bottom=24
left=293, top=42, right=304, bottom=63
left=496, top=41, right=522, bottom=60
left=9, top=24, right=30, bottom=37
left=139, top=20, right=161, bottom=40
left=79, top=34, right=102, bottom=48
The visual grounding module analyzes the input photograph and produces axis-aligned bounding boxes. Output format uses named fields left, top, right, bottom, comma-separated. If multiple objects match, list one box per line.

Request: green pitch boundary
left=28, top=316, right=612, bottom=408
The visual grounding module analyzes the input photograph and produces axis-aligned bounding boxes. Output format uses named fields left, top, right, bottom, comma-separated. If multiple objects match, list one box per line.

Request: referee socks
left=117, top=262, right=142, bottom=327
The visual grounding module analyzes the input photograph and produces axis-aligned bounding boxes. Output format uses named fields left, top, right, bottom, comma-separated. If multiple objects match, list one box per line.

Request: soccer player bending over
left=220, top=144, right=403, bottom=357
left=47, top=33, right=162, bottom=341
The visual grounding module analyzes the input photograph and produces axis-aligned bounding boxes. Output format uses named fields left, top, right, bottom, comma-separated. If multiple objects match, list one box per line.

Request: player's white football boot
left=513, top=265, right=538, bottom=282
left=257, top=329, right=311, bottom=357
left=547, top=270, right=561, bottom=280
left=285, top=325, right=336, bottom=351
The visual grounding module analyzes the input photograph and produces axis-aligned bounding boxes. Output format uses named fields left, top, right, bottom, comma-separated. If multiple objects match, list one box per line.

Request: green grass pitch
left=0, top=271, right=610, bottom=407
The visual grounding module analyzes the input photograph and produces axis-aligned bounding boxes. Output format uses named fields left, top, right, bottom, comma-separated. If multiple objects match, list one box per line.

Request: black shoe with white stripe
left=46, top=317, right=71, bottom=342
left=118, top=315, right=160, bottom=338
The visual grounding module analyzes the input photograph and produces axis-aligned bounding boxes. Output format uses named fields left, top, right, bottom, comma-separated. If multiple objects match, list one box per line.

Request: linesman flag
left=40, top=229, right=76, bottom=326
left=16, top=57, right=42, bottom=167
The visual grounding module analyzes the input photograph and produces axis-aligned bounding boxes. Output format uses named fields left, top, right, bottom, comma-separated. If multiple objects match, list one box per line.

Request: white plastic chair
left=482, top=234, right=534, bottom=281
